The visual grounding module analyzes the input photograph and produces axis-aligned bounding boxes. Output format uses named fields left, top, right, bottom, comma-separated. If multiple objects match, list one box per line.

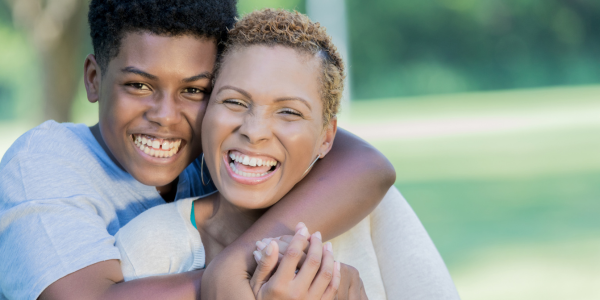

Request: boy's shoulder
left=1, top=120, right=102, bottom=166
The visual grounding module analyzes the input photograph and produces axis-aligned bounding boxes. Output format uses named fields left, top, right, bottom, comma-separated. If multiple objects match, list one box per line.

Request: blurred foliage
left=347, top=0, right=600, bottom=99
left=2, top=0, right=600, bottom=120
left=237, top=0, right=305, bottom=15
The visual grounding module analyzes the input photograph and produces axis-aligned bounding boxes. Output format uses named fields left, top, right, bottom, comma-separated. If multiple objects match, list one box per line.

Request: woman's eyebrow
left=217, top=85, right=252, bottom=99
left=274, top=97, right=312, bottom=111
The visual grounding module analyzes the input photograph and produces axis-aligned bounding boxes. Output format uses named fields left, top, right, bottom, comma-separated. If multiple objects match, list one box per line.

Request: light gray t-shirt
left=115, top=196, right=211, bottom=281
left=0, top=120, right=215, bottom=300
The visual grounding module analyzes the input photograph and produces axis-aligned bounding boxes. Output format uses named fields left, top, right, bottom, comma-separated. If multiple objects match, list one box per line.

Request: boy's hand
left=250, top=224, right=341, bottom=300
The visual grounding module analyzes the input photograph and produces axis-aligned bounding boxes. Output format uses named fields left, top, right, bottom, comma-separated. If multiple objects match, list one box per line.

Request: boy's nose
left=146, top=93, right=182, bottom=127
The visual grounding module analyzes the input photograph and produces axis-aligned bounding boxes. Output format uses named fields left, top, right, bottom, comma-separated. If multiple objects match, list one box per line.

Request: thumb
left=250, top=241, right=280, bottom=295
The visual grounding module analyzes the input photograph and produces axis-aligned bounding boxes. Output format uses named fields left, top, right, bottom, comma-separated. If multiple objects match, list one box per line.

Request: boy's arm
left=202, top=128, right=396, bottom=299
left=40, top=260, right=204, bottom=300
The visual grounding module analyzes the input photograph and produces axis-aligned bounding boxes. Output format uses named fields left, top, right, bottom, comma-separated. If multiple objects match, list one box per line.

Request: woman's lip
left=223, top=153, right=279, bottom=185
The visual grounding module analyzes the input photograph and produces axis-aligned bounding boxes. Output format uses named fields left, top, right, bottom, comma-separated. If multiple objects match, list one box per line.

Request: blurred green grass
left=343, top=85, right=600, bottom=299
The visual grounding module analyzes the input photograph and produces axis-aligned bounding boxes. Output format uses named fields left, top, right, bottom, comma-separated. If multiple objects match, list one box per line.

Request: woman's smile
left=223, top=150, right=281, bottom=185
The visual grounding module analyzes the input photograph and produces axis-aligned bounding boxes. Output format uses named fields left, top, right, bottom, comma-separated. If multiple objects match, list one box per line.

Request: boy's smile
left=84, top=32, right=217, bottom=193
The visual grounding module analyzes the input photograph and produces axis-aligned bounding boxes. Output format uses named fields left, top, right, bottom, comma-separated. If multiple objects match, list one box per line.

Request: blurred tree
left=237, top=0, right=305, bottom=15
left=3, top=0, right=87, bottom=122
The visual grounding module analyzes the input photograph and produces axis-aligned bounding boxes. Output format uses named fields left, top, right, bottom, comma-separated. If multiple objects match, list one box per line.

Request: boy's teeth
left=133, top=134, right=181, bottom=158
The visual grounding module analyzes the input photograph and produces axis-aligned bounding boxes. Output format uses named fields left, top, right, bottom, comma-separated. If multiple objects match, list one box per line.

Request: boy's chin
left=128, top=167, right=181, bottom=189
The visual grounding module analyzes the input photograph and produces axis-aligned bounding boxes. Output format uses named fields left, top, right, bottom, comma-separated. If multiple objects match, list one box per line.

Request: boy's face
left=84, top=32, right=217, bottom=189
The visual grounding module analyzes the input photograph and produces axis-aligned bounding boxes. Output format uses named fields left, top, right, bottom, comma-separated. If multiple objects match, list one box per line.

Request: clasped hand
left=250, top=223, right=368, bottom=300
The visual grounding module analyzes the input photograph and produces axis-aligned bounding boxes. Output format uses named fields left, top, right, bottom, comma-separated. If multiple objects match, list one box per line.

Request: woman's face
left=202, top=45, right=336, bottom=209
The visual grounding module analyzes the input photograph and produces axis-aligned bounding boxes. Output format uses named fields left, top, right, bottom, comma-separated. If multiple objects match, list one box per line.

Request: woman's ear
left=84, top=54, right=102, bottom=103
left=318, top=117, right=338, bottom=158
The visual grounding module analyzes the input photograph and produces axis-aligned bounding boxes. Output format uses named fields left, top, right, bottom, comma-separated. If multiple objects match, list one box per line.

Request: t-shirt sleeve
left=0, top=153, right=121, bottom=300
left=115, top=198, right=205, bottom=281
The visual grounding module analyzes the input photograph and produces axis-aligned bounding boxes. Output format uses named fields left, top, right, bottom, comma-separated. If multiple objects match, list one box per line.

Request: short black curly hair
left=88, top=0, right=238, bottom=71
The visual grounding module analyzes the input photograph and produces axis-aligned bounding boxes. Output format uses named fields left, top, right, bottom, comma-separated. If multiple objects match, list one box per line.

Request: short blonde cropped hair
left=219, top=8, right=345, bottom=125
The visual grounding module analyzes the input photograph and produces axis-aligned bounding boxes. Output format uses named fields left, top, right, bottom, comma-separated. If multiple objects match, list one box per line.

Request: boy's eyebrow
left=217, top=85, right=252, bottom=99
left=182, top=72, right=212, bottom=83
left=121, top=67, right=158, bottom=80
left=274, top=97, right=312, bottom=111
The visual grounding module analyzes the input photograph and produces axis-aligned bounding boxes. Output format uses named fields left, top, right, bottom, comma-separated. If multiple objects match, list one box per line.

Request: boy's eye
left=127, top=83, right=151, bottom=90
left=183, top=87, right=206, bottom=94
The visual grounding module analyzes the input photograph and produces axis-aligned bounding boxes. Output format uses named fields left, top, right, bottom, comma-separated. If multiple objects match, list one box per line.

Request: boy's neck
left=156, top=177, right=178, bottom=203
left=90, top=124, right=124, bottom=171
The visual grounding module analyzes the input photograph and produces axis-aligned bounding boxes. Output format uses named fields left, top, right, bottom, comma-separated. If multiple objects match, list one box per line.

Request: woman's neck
left=195, top=192, right=268, bottom=251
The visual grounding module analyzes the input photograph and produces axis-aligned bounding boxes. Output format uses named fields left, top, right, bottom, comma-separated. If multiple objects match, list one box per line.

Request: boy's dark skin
left=39, top=32, right=394, bottom=300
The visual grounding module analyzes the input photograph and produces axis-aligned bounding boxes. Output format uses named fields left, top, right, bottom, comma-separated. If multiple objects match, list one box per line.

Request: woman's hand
left=250, top=224, right=341, bottom=300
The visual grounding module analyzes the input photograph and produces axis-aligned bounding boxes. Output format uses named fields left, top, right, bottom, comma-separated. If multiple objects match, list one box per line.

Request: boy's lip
left=222, top=149, right=281, bottom=185
left=130, top=133, right=186, bottom=163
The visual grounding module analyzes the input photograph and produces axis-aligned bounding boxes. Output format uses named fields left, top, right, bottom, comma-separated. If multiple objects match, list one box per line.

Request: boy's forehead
left=110, top=31, right=218, bottom=74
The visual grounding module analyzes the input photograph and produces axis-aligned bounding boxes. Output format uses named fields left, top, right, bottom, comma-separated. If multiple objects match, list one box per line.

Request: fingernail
left=298, top=226, right=309, bottom=237
left=262, top=238, right=272, bottom=245
left=256, top=240, right=267, bottom=250
left=336, top=261, right=341, bottom=271
left=265, top=241, right=273, bottom=256
left=325, top=242, right=333, bottom=253
left=313, top=231, right=322, bottom=240
left=296, top=222, right=306, bottom=230
left=253, top=250, right=262, bottom=262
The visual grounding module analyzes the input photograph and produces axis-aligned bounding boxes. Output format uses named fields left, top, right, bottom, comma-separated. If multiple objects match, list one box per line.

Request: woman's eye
left=280, top=108, right=302, bottom=117
left=224, top=99, right=248, bottom=108
left=127, top=83, right=151, bottom=90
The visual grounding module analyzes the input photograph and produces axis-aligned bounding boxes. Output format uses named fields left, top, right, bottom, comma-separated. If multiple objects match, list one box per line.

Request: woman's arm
left=201, top=128, right=396, bottom=299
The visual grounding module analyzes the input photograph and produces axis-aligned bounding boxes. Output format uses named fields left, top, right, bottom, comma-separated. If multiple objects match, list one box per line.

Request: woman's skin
left=194, top=44, right=336, bottom=265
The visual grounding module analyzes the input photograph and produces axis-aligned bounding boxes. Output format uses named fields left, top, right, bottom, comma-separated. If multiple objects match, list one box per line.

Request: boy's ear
left=318, top=117, right=338, bottom=158
left=84, top=54, right=102, bottom=103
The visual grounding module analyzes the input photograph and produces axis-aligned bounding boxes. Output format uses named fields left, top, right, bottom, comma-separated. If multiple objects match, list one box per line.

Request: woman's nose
left=145, top=92, right=182, bottom=127
left=238, top=112, right=273, bottom=144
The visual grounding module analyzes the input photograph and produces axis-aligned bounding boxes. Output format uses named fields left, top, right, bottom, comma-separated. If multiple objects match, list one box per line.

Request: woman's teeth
left=229, top=152, right=277, bottom=167
left=229, top=162, right=271, bottom=177
left=133, top=134, right=181, bottom=158
left=228, top=151, right=278, bottom=178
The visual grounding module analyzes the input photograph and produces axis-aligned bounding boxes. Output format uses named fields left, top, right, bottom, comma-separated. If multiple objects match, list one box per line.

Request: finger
left=262, top=239, right=308, bottom=268
left=360, top=282, right=368, bottom=300
left=295, top=231, right=324, bottom=286
left=347, top=267, right=363, bottom=300
left=296, top=222, right=306, bottom=232
left=260, top=236, right=309, bottom=255
left=274, top=224, right=310, bottom=281
left=279, top=235, right=294, bottom=244
left=309, top=241, right=334, bottom=297
left=321, top=260, right=341, bottom=300
left=249, top=241, right=279, bottom=294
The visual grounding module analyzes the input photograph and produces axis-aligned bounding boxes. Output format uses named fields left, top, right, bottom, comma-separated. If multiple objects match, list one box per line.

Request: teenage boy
left=0, top=1, right=395, bottom=299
